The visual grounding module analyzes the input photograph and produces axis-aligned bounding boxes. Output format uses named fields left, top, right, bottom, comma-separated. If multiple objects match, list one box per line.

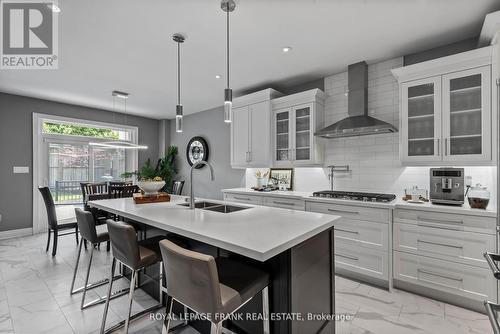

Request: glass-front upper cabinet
left=442, top=66, right=491, bottom=162
left=401, top=76, right=442, bottom=162
left=293, top=105, right=312, bottom=163
left=274, top=108, right=292, bottom=164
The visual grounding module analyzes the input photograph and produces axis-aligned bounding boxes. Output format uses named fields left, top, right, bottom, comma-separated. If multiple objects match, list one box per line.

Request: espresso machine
left=429, top=167, right=465, bottom=205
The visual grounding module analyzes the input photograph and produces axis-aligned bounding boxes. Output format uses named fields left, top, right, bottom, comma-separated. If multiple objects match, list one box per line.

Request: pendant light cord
left=177, top=41, right=181, bottom=105
left=226, top=4, right=230, bottom=89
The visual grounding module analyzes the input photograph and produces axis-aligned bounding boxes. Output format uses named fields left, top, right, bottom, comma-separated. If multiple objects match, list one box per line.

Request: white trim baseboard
left=0, top=228, right=33, bottom=240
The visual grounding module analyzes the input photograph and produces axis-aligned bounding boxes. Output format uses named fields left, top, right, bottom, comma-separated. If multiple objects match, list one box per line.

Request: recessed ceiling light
left=47, top=3, right=61, bottom=13
left=215, top=75, right=221, bottom=79
left=282, top=47, right=292, bottom=53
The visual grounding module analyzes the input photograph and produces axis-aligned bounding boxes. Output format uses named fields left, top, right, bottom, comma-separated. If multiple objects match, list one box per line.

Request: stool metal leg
left=211, top=322, right=223, bottom=334
left=100, top=258, right=116, bottom=334
left=70, top=239, right=84, bottom=294
left=262, top=287, right=270, bottom=334
left=124, top=270, right=137, bottom=334
left=80, top=245, right=95, bottom=309
left=162, top=295, right=174, bottom=334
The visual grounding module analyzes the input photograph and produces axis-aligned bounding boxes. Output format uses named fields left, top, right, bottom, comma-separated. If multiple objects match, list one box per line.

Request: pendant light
left=89, top=91, right=148, bottom=150
left=173, top=33, right=185, bottom=133
left=221, top=0, right=235, bottom=123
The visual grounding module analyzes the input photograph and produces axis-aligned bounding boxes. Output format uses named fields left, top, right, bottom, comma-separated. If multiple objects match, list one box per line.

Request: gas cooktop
left=312, top=190, right=396, bottom=203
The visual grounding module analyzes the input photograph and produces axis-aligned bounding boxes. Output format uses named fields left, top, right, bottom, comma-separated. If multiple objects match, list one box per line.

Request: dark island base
left=134, top=226, right=335, bottom=334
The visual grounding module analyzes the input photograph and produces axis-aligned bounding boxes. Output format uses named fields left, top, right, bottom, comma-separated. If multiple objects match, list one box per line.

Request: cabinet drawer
left=224, top=193, right=263, bottom=205
left=262, top=196, right=305, bottom=210
left=335, top=238, right=389, bottom=281
left=334, top=218, right=388, bottom=250
left=394, top=209, right=496, bottom=234
left=393, top=251, right=496, bottom=302
left=306, top=201, right=390, bottom=223
left=394, top=222, right=495, bottom=268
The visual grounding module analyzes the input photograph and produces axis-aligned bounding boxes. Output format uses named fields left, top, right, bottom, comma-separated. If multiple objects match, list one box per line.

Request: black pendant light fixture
left=173, top=33, right=185, bottom=133
left=221, top=0, right=235, bottom=123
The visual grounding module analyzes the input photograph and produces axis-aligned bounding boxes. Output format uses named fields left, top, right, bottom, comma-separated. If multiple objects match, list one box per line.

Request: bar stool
left=159, top=239, right=271, bottom=334
left=100, top=220, right=165, bottom=334
left=484, top=252, right=500, bottom=333
left=71, top=209, right=128, bottom=309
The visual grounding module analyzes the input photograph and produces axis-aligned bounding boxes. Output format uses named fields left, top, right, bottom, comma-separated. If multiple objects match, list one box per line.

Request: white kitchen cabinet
left=393, top=252, right=496, bottom=310
left=230, top=89, right=283, bottom=168
left=401, top=76, right=442, bottom=162
left=305, top=200, right=392, bottom=288
left=392, top=207, right=498, bottom=309
left=392, top=46, right=495, bottom=165
left=272, top=89, right=326, bottom=167
left=442, top=66, right=491, bottom=162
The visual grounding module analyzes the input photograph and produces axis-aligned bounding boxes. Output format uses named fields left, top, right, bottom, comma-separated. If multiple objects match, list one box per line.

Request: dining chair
left=81, top=182, right=108, bottom=210
left=109, top=181, right=132, bottom=187
left=38, top=187, right=79, bottom=256
left=171, top=180, right=185, bottom=195
left=81, top=182, right=110, bottom=226
left=108, top=185, right=140, bottom=199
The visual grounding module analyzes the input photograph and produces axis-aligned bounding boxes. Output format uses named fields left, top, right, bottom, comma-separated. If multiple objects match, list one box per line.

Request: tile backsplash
left=246, top=56, right=497, bottom=203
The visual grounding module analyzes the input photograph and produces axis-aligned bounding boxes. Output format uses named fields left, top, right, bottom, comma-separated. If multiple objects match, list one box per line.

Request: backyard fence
left=53, top=180, right=85, bottom=203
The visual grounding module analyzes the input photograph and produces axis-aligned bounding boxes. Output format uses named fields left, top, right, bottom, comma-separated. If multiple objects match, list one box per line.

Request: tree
left=43, top=122, right=120, bottom=139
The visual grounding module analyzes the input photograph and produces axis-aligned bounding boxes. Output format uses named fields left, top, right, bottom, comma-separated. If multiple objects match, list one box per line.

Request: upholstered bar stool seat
left=216, top=257, right=269, bottom=314
left=160, top=240, right=270, bottom=334
left=100, top=221, right=166, bottom=334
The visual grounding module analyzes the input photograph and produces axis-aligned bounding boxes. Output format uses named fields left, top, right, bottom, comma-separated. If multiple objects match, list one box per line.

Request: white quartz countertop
left=89, top=195, right=339, bottom=262
left=222, top=188, right=497, bottom=216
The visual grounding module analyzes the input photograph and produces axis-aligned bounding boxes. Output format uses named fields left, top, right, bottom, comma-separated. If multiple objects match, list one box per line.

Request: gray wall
left=0, top=93, right=160, bottom=232
left=169, top=106, right=245, bottom=200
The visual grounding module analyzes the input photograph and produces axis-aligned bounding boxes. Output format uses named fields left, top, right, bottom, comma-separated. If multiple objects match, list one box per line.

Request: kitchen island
left=90, top=195, right=339, bottom=334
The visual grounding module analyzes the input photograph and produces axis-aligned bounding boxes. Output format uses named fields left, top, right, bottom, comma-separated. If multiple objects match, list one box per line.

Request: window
left=41, top=119, right=136, bottom=204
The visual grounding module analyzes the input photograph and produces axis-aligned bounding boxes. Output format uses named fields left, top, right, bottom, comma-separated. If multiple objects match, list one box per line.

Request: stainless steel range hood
left=315, top=61, right=398, bottom=138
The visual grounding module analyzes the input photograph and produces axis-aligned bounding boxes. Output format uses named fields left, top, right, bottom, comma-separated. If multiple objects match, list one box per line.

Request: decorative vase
left=256, top=178, right=267, bottom=188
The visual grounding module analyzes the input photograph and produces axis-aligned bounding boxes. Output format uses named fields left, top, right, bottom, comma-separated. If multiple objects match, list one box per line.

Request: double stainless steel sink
left=177, top=201, right=249, bottom=213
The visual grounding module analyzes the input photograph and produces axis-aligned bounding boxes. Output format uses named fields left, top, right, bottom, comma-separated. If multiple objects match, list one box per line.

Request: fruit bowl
left=136, top=181, right=165, bottom=195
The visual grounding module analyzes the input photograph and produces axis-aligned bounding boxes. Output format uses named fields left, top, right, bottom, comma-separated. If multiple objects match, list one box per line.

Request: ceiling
left=0, top=0, right=498, bottom=119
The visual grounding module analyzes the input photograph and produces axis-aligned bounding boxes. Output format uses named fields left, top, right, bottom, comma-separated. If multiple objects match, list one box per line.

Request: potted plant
left=122, top=146, right=178, bottom=195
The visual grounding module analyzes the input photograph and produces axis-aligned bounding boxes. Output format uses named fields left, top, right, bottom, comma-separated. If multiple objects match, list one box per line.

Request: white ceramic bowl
left=136, top=181, right=165, bottom=195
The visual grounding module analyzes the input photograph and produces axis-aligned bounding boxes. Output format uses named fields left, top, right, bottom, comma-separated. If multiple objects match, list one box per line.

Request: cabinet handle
left=334, top=228, right=359, bottom=235
left=328, top=208, right=359, bottom=215
left=437, top=138, right=440, bottom=156
left=335, top=253, right=359, bottom=261
left=417, top=239, right=463, bottom=249
left=245, top=152, right=249, bottom=162
left=272, top=201, right=295, bottom=206
left=445, top=138, right=448, bottom=156
left=234, top=196, right=251, bottom=201
left=417, top=216, right=463, bottom=225
left=417, top=268, right=463, bottom=282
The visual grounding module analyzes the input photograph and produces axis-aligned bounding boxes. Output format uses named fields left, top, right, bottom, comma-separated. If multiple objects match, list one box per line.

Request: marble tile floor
left=0, top=233, right=493, bottom=334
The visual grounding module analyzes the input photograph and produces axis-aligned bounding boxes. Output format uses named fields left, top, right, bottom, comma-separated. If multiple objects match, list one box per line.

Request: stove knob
left=363, top=197, right=368, bottom=201
left=372, top=198, right=376, bottom=202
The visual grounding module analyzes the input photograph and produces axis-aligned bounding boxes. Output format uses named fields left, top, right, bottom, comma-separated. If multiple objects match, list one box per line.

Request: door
left=273, top=108, right=293, bottom=165
left=401, top=76, right=442, bottom=162
left=231, top=106, right=250, bottom=167
left=292, top=103, right=314, bottom=165
left=442, top=66, right=491, bottom=162
left=248, top=101, right=270, bottom=166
